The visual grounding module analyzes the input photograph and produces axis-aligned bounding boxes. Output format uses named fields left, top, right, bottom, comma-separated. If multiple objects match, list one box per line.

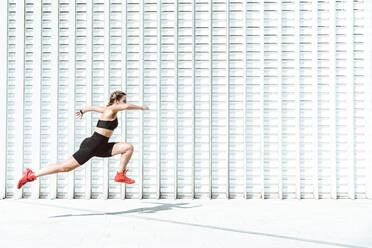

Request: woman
left=17, top=90, right=149, bottom=189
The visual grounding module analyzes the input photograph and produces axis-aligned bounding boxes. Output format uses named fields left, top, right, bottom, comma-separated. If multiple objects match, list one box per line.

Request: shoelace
left=123, top=169, right=134, bottom=182
left=28, top=171, right=35, bottom=180
left=118, top=169, right=129, bottom=176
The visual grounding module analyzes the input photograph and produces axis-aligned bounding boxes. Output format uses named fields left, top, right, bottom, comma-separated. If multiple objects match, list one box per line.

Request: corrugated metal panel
left=365, top=0, right=372, bottom=199
left=2, top=0, right=371, bottom=200
left=91, top=0, right=105, bottom=199
left=143, top=0, right=158, bottom=199
left=300, top=0, right=316, bottom=199
left=281, top=0, right=301, bottom=200
left=211, top=0, right=228, bottom=199
left=277, top=1, right=283, bottom=200
left=39, top=0, right=59, bottom=199
left=108, top=0, right=125, bottom=199
left=126, top=0, right=142, bottom=199
left=57, top=0, right=67, bottom=198
left=353, top=0, right=368, bottom=199
left=57, top=0, right=76, bottom=199
left=193, top=0, right=210, bottom=199
left=337, top=0, right=355, bottom=199
left=85, top=0, right=93, bottom=199
left=228, top=0, right=245, bottom=199
left=310, top=0, right=318, bottom=200
left=177, top=0, right=194, bottom=199
left=24, top=0, right=37, bottom=199
left=15, top=0, right=25, bottom=199
left=121, top=0, right=127, bottom=200
left=73, top=0, right=87, bottom=199
left=245, top=1, right=261, bottom=199
left=242, top=0, right=247, bottom=199
left=6, top=0, right=18, bottom=198
left=263, top=1, right=281, bottom=199
left=156, top=0, right=161, bottom=199
left=159, top=1, right=176, bottom=199
left=0, top=0, right=8, bottom=199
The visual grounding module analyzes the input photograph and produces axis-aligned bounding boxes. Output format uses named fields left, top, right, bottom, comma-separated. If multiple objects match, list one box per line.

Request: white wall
left=1, top=0, right=371, bottom=199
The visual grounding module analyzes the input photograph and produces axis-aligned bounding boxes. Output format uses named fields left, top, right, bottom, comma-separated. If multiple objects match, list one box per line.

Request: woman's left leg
left=34, top=156, right=81, bottom=178
left=17, top=156, right=82, bottom=189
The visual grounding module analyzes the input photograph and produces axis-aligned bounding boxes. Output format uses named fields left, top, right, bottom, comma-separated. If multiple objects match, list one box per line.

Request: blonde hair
left=106, top=90, right=126, bottom=107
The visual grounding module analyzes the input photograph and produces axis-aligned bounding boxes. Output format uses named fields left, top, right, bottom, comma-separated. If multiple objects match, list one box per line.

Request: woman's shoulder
left=99, top=107, right=117, bottom=120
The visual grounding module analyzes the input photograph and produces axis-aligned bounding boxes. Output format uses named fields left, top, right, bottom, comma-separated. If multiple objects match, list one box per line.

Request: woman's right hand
left=142, top=106, right=149, bottom=110
left=75, top=110, right=84, bottom=119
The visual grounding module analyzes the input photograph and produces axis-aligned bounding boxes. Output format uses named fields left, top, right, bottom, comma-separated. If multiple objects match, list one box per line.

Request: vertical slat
left=296, top=1, right=301, bottom=200
left=242, top=0, right=247, bottom=199
left=0, top=0, right=8, bottom=199
left=108, top=0, right=123, bottom=200
left=103, top=0, right=109, bottom=199
left=57, top=1, right=67, bottom=198
left=49, top=0, right=59, bottom=199
left=16, top=0, right=24, bottom=199
left=85, top=0, right=93, bottom=200
left=209, top=0, right=212, bottom=199
left=311, top=0, right=318, bottom=200
left=259, top=0, right=264, bottom=199
left=68, top=0, right=76, bottom=199
left=329, top=0, right=337, bottom=199
left=345, top=0, right=355, bottom=200
left=24, top=1, right=35, bottom=198
left=226, top=0, right=230, bottom=200
left=139, top=0, right=143, bottom=199
left=32, top=0, right=41, bottom=199
left=121, top=0, right=127, bottom=200
left=191, top=0, right=195, bottom=199
left=156, top=0, right=161, bottom=199
left=278, top=0, right=283, bottom=200
left=174, top=0, right=178, bottom=200
left=364, top=0, right=372, bottom=199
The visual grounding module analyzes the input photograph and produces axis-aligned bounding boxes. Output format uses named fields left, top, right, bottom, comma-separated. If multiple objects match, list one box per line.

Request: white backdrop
left=0, top=0, right=371, bottom=199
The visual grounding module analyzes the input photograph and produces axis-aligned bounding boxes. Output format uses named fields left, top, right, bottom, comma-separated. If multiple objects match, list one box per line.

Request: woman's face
left=115, top=95, right=126, bottom=104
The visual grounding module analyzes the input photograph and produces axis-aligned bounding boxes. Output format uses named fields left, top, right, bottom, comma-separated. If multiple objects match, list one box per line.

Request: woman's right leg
left=110, top=142, right=134, bottom=173
left=34, top=156, right=81, bottom=178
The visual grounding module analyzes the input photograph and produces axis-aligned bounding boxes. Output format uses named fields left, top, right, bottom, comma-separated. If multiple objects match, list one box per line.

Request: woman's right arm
left=111, top=103, right=145, bottom=112
left=82, top=106, right=106, bottom=113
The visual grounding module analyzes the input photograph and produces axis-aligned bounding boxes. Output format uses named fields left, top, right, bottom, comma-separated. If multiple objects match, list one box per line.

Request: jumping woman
left=17, top=90, right=149, bottom=189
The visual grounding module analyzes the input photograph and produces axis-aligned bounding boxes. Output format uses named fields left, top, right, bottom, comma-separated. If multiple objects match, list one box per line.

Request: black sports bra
left=96, top=117, right=118, bottom=131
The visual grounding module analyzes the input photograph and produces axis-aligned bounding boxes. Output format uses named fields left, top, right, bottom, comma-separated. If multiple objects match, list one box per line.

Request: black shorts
left=72, top=131, right=116, bottom=165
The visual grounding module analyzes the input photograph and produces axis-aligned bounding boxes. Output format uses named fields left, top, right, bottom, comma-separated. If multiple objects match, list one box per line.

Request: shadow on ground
left=14, top=200, right=367, bottom=248
left=48, top=202, right=197, bottom=218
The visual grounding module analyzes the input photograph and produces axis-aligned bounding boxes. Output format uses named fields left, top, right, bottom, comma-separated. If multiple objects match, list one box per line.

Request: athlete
left=17, top=90, right=149, bottom=189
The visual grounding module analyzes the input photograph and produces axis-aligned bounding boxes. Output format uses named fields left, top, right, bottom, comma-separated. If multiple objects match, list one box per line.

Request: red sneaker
left=17, top=168, right=36, bottom=189
left=114, top=169, right=135, bottom=184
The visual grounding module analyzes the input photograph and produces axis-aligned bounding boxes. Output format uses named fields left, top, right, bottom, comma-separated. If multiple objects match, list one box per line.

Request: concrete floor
left=0, top=199, right=371, bottom=248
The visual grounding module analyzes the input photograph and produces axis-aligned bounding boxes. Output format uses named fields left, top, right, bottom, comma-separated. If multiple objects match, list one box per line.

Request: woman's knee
left=60, top=164, right=74, bottom=172
left=120, top=143, right=134, bottom=154
left=127, top=144, right=134, bottom=153
left=112, top=142, right=134, bottom=156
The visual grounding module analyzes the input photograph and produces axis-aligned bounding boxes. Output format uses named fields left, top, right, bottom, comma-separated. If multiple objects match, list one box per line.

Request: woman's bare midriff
left=94, top=127, right=114, bottom=138
left=94, top=109, right=117, bottom=138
